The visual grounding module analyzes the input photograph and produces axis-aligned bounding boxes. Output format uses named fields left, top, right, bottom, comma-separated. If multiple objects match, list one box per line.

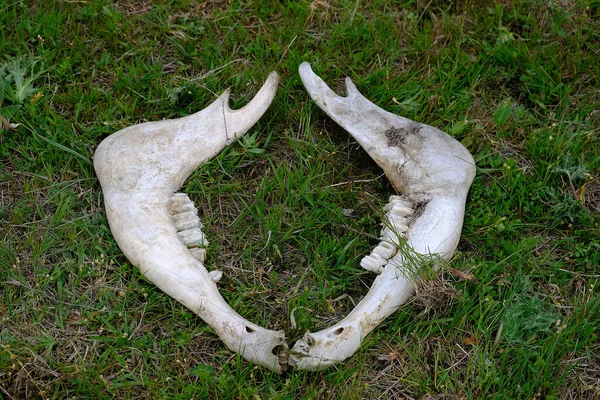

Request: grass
left=0, top=0, right=599, bottom=398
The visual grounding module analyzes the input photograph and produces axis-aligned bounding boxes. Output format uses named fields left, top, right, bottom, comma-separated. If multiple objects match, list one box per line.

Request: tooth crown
left=169, top=193, right=209, bottom=259
left=360, top=195, right=414, bottom=274
left=169, top=193, right=223, bottom=280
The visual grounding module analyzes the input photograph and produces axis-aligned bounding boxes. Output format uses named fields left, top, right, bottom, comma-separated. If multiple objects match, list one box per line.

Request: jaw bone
left=290, top=63, right=476, bottom=370
left=93, top=72, right=289, bottom=373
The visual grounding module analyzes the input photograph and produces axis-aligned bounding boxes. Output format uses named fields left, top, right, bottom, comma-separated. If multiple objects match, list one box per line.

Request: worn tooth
left=379, top=227, right=394, bottom=242
left=363, top=237, right=398, bottom=275
left=171, top=203, right=197, bottom=214
left=174, top=218, right=200, bottom=231
left=387, top=195, right=413, bottom=207
left=169, top=194, right=198, bottom=213
left=169, top=193, right=188, bottom=202
left=387, top=219, right=409, bottom=234
left=390, top=204, right=413, bottom=218
left=384, top=196, right=414, bottom=218
left=364, top=198, right=407, bottom=275
left=209, top=270, right=223, bottom=282
left=177, top=228, right=208, bottom=247
left=372, top=241, right=397, bottom=259
left=172, top=210, right=200, bottom=223
left=360, top=254, right=386, bottom=274
left=169, top=193, right=209, bottom=248
left=380, top=227, right=401, bottom=244
left=189, top=247, right=207, bottom=262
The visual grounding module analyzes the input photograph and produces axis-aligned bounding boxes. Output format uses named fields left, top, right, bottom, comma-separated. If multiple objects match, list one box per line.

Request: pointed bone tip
left=298, top=62, right=320, bottom=86
left=266, top=70, right=280, bottom=85
left=298, top=62, right=345, bottom=106
left=344, top=77, right=360, bottom=98
left=219, top=88, right=232, bottom=107
left=299, top=62, right=358, bottom=101
left=209, top=270, right=223, bottom=282
left=299, top=61, right=312, bottom=73
left=258, top=70, right=280, bottom=101
left=255, top=71, right=280, bottom=98
left=220, top=70, right=280, bottom=138
left=221, top=71, right=279, bottom=109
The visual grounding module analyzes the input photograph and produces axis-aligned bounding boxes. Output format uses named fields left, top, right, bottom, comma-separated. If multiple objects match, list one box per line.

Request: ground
left=0, top=1, right=599, bottom=399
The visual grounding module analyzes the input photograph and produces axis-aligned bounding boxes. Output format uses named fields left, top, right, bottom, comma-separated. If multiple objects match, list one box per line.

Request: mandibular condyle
left=93, top=62, right=476, bottom=373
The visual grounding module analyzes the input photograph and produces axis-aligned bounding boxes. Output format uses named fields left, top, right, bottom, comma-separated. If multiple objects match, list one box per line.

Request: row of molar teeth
left=169, top=193, right=222, bottom=282
left=360, top=195, right=414, bottom=274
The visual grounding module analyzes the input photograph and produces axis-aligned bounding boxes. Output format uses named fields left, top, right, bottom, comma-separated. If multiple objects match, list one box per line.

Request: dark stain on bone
left=409, top=200, right=428, bottom=224
left=385, top=123, right=422, bottom=147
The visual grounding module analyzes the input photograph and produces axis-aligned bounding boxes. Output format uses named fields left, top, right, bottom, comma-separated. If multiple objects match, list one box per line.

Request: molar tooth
left=372, top=241, right=397, bottom=259
left=189, top=247, right=207, bottom=262
left=387, top=195, right=413, bottom=208
left=389, top=204, right=413, bottom=218
left=177, top=229, right=208, bottom=248
left=172, top=210, right=200, bottom=223
left=169, top=193, right=188, bottom=203
left=362, top=239, right=398, bottom=275
left=210, top=270, right=223, bottom=282
left=174, top=218, right=200, bottom=231
left=360, top=254, right=385, bottom=274
left=379, top=227, right=400, bottom=244
left=172, top=203, right=197, bottom=214
left=387, top=219, right=409, bottom=233
left=169, top=194, right=198, bottom=213
left=169, top=193, right=209, bottom=248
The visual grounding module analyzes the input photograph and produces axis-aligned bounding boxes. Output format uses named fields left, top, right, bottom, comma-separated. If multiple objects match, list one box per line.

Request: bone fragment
left=209, top=270, right=223, bottom=282
left=290, top=62, right=476, bottom=370
left=94, top=72, right=288, bottom=373
left=188, top=247, right=207, bottom=263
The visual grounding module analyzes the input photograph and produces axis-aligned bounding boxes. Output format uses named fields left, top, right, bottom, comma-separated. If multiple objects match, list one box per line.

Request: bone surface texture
left=290, top=62, right=476, bottom=370
left=94, top=72, right=288, bottom=373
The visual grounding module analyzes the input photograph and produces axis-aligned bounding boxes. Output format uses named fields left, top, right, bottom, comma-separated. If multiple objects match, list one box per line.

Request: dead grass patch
left=411, top=272, right=462, bottom=316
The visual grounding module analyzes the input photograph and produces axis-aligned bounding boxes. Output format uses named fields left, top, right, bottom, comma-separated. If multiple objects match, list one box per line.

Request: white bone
left=209, top=270, right=223, bottom=282
left=290, top=62, right=476, bottom=370
left=385, top=221, right=409, bottom=234
left=359, top=197, right=411, bottom=274
left=371, top=241, right=396, bottom=259
left=188, top=247, right=206, bottom=263
left=176, top=229, right=208, bottom=248
left=359, top=257, right=381, bottom=273
left=94, top=72, right=289, bottom=373
left=388, top=202, right=413, bottom=218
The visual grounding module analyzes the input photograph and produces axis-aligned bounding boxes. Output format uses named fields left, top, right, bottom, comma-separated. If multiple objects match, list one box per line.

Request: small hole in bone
left=271, top=344, right=285, bottom=356
left=333, top=327, right=344, bottom=335
left=245, top=326, right=255, bottom=333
